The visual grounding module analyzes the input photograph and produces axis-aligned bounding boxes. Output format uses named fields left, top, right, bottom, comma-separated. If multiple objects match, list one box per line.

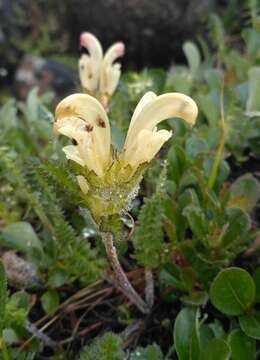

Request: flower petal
left=79, top=32, right=103, bottom=92
left=79, top=54, right=99, bottom=92
left=127, top=91, right=157, bottom=133
left=124, top=92, right=198, bottom=149
left=62, top=145, right=85, bottom=167
left=102, top=42, right=125, bottom=68
left=100, top=42, right=125, bottom=95
left=55, top=93, right=111, bottom=176
left=123, top=128, right=172, bottom=170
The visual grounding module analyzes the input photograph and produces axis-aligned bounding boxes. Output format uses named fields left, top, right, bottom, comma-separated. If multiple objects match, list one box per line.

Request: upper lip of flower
left=54, top=91, right=198, bottom=177
left=55, top=93, right=111, bottom=177
left=79, top=32, right=125, bottom=96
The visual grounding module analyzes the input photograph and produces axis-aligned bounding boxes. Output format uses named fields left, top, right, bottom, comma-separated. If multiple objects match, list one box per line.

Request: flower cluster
left=79, top=32, right=125, bottom=98
left=54, top=91, right=198, bottom=222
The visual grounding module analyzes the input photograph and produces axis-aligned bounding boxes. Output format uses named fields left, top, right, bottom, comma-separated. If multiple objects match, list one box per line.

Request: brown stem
left=145, top=268, right=154, bottom=308
left=101, top=232, right=149, bottom=314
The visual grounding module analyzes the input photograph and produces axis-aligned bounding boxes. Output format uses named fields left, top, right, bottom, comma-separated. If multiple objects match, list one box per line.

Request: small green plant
left=0, top=4, right=260, bottom=358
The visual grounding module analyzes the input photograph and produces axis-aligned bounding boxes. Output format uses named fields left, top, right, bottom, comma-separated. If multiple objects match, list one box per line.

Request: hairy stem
left=145, top=268, right=154, bottom=308
left=101, top=232, right=149, bottom=314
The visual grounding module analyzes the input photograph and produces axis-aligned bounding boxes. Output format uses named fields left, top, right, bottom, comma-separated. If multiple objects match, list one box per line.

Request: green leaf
left=201, top=339, right=231, bottom=360
left=182, top=205, right=208, bottom=240
left=199, top=324, right=215, bottom=350
left=3, top=328, right=19, bottom=345
left=246, top=67, right=260, bottom=117
left=229, top=174, right=260, bottom=212
left=0, top=260, right=7, bottom=334
left=203, top=157, right=230, bottom=189
left=168, top=145, right=187, bottom=185
left=182, top=41, right=201, bottom=78
left=174, top=307, right=200, bottom=360
left=253, top=267, right=260, bottom=302
left=204, top=69, right=223, bottom=90
left=239, top=313, right=260, bottom=340
left=4, top=291, right=29, bottom=329
left=186, top=136, right=209, bottom=159
left=197, top=92, right=219, bottom=127
left=167, top=66, right=192, bottom=94
left=208, top=319, right=225, bottom=339
left=181, top=267, right=196, bottom=292
left=221, top=208, right=250, bottom=247
left=1, top=222, right=43, bottom=258
left=47, top=270, right=69, bottom=288
left=79, top=332, right=124, bottom=360
left=130, top=344, right=164, bottom=360
left=181, top=291, right=208, bottom=306
left=228, top=329, right=256, bottom=360
left=159, top=264, right=182, bottom=289
left=0, top=99, right=17, bottom=130
left=24, top=87, right=40, bottom=123
left=41, top=290, right=60, bottom=315
left=210, top=268, right=255, bottom=315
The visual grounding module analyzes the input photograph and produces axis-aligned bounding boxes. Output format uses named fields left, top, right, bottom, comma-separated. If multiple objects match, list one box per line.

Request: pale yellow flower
left=54, top=91, right=198, bottom=221
left=55, top=91, right=197, bottom=175
left=79, top=32, right=125, bottom=97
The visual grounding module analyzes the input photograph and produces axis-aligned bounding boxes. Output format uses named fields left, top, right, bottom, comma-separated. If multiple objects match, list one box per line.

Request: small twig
left=64, top=287, right=112, bottom=313
left=123, top=320, right=144, bottom=340
left=26, top=321, right=56, bottom=348
left=19, top=316, right=59, bottom=352
left=244, top=236, right=260, bottom=257
left=208, top=78, right=225, bottom=189
left=59, top=321, right=103, bottom=345
left=101, top=232, right=149, bottom=314
left=34, top=280, right=103, bottom=328
left=145, top=268, right=154, bottom=309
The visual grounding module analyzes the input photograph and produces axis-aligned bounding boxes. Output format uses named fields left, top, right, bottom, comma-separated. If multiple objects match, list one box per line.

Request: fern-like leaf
left=79, top=332, right=124, bottom=360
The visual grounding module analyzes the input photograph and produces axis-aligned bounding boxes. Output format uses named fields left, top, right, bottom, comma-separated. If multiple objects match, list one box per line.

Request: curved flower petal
left=127, top=91, right=157, bottom=133
left=124, top=92, right=198, bottom=150
left=55, top=93, right=111, bottom=176
left=62, top=145, right=85, bottom=167
left=79, top=32, right=103, bottom=92
left=100, top=42, right=125, bottom=95
left=123, top=128, right=172, bottom=170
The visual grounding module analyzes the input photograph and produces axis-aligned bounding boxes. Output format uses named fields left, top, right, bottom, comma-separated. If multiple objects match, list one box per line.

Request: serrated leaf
left=79, top=332, right=124, bottom=360
left=130, top=344, right=163, bottom=360
left=133, top=194, right=165, bottom=268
